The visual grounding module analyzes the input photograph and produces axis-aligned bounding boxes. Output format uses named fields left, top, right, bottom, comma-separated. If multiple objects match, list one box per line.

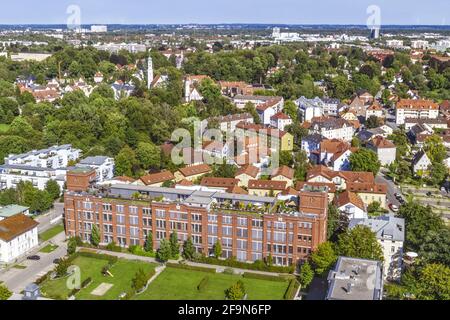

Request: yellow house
left=271, top=166, right=294, bottom=187
left=235, top=165, right=260, bottom=188
left=174, top=164, right=212, bottom=182
left=347, top=182, right=388, bottom=208
left=248, top=179, right=287, bottom=197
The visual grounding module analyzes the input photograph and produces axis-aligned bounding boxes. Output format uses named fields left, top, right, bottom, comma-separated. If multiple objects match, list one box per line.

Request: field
left=134, top=267, right=290, bottom=300
left=40, top=255, right=157, bottom=300
left=40, top=244, right=59, bottom=253
left=39, top=224, right=64, bottom=241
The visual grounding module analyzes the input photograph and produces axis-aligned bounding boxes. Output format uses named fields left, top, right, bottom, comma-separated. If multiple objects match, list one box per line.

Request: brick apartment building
left=64, top=171, right=328, bottom=266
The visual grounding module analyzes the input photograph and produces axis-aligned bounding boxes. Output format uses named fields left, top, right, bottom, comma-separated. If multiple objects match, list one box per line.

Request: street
left=35, top=202, right=64, bottom=233
left=376, top=171, right=401, bottom=210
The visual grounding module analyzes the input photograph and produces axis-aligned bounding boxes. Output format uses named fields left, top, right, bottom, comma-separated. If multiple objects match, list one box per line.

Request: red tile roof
left=178, top=164, right=212, bottom=177
left=248, top=179, right=287, bottom=190
left=140, top=171, right=175, bottom=185
left=0, top=214, right=39, bottom=242
left=271, top=166, right=294, bottom=180
left=200, top=177, right=239, bottom=188
left=335, top=190, right=365, bottom=211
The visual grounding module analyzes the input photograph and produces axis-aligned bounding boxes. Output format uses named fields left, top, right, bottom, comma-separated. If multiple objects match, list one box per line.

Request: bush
left=222, top=267, right=235, bottom=275
left=242, top=272, right=288, bottom=282
left=284, top=279, right=300, bottom=300
left=192, top=256, right=295, bottom=274
left=197, top=276, right=209, bottom=291
left=35, top=270, right=52, bottom=285
left=166, top=262, right=216, bottom=273
left=105, top=241, right=122, bottom=252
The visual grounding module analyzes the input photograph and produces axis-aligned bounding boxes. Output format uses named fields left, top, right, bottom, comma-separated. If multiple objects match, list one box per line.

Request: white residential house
left=76, top=156, right=115, bottom=182
left=301, top=134, right=325, bottom=157
left=349, top=215, right=405, bottom=281
left=111, top=80, right=135, bottom=100
left=233, top=94, right=284, bottom=110
left=367, top=137, right=397, bottom=166
left=335, top=190, right=367, bottom=219
left=412, top=150, right=432, bottom=174
left=0, top=165, right=67, bottom=191
left=184, top=75, right=210, bottom=102
left=308, top=117, right=354, bottom=142
left=295, top=96, right=323, bottom=122
left=4, top=145, right=81, bottom=169
left=395, top=99, right=439, bottom=125
left=0, top=214, right=39, bottom=265
left=256, top=97, right=284, bottom=125
left=365, top=104, right=384, bottom=120
left=270, top=112, right=292, bottom=131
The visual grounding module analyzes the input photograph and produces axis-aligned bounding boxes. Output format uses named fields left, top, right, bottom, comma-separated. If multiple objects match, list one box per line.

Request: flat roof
left=326, top=256, right=383, bottom=300
left=0, top=205, right=29, bottom=218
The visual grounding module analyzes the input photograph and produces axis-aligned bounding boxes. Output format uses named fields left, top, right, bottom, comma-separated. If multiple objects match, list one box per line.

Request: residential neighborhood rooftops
left=178, top=164, right=212, bottom=177
left=396, top=99, right=439, bottom=110
left=271, top=166, right=294, bottom=180
left=79, top=156, right=110, bottom=166
left=368, top=136, right=396, bottom=149
left=200, top=177, right=239, bottom=188
left=235, top=165, right=260, bottom=178
left=335, top=190, right=365, bottom=211
left=0, top=214, right=39, bottom=242
left=248, top=179, right=287, bottom=190
left=140, top=171, right=175, bottom=186
left=349, top=215, right=405, bottom=242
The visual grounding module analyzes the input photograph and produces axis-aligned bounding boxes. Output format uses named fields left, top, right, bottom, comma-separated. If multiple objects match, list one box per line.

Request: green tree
left=366, top=115, right=382, bottom=129
left=418, top=228, right=450, bottom=266
left=0, top=284, right=12, bottom=300
left=424, top=134, right=447, bottom=164
left=90, top=224, right=100, bottom=247
left=213, top=240, right=222, bottom=259
left=311, top=242, right=337, bottom=275
left=45, top=180, right=61, bottom=200
left=299, top=261, right=314, bottom=288
left=398, top=202, right=444, bottom=251
left=169, top=231, right=179, bottom=257
left=225, top=280, right=246, bottom=300
left=416, top=263, right=450, bottom=300
left=283, top=100, right=298, bottom=122
left=327, top=204, right=348, bottom=241
left=144, top=232, right=153, bottom=253
left=349, top=148, right=381, bottom=175
left=182, top=237, right=195, bottom=260
left=54, top=258, right=70, bottom=277
left=156, top=239, right=172, bottom=262
left=136, top=142, right=161, bottom=170
left=67, top=237, right=77, bottom=255
left=336, top=225, right=384, bottom=261
left=114, top=145, right=139, bottom=177
left=131, top=268, right=149, bottom=292
left=429, top=162, right=447, bottom=186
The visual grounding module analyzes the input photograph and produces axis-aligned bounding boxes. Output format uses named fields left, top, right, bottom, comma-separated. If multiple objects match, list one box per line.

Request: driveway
left=0, top=232, right=67, bottom=293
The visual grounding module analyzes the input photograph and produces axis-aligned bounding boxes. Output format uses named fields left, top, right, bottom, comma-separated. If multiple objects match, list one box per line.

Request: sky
left=0, top=0, right=448, bottom=25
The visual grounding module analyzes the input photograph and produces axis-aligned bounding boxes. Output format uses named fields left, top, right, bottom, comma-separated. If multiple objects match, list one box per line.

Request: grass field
left=134, top=267, right=290, bottom=300
left=0, top=123, right=10, bottom=133
left=40, top=244, right=59, bottom=253
left=40, top=256, right=157, bottom=300
left=39, top=224, right=64, bottom=241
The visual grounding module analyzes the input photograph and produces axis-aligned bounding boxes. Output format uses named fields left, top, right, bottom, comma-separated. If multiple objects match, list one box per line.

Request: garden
left=134, top=265, right=294, bottom=300
left=39, top=252, right=157, bottom=300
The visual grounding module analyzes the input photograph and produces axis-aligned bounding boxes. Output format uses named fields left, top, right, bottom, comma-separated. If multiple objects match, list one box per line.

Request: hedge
left=197, top=276, right=209, bottom=291
left=166, top=262, right=216, bottom=273
left=193, top=256, right=295, bottom=274
left=284, top=279, right=300, bottom=300
left=70, top=251, right=118, bottom=265
left=242, top=272, right=288, bottom=282
left=35, top=270, right=53, bottom=285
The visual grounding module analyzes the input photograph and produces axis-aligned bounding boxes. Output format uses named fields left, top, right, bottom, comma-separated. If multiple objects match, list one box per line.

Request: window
left=222, top=215, right=232, bottom=225
left=237, top=217, right=247, bottom=227
left=207, top=224, right=218, bottom=235
left=103, top=204, right=112, bottom=212
left=129, top=215, right=139, bottom=225
left=252, top=229, right=263, bottom=240
left=143, top=208, right=151, bottom=215
left=236, top=228, right=248, bottom=238
left=252, top=252, right=262, bottom=261
left=208, top=214, right=218, bottom=223
left=156, top=219, right=166, bottom=229
left=208, top=236, right=217, bottom=246
left=252, top=241, right=262, bottom=251
left=222, top=226, right=232, bottom=236
left=155, top=209, right=165, bottom=218
left=116, top=205, right=124, bottom=213
left=237, top=250, right=247, bottom=262
left=83, top=202, right=92, bottom=210
left=237, top=239, right=247, bottom=250
left=130, top=227, right=139, bottom=237
left=252, top=219, right=263, bottom=228
left=117, top=225, right=126, bottom=235
left=129, top=206, right=138, bottom=215
left=222, top=237, right=232, bottom=248
left=117, top=214, right=125, bottom=224
left=191, top=213, right=202, bottom=222
left=191, top=223, right=202, bottom=233
left=143, top=217, right=152, bottom=227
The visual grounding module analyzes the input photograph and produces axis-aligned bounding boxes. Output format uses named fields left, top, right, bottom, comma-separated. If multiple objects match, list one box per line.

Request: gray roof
left=349, top=215, right=405, bottom=242
left=0, top=164, right=58, bottom=172
left=326, top=256, right=383, bottom=300
left=7, top=145, right=74, bottom=161
left=303, top=133, right=325, bottom=144
left=0, top=205, right=29, bottom=218
left=233, top=94, right=278, bottom=101
left=79, top=156, right=110, bottom=166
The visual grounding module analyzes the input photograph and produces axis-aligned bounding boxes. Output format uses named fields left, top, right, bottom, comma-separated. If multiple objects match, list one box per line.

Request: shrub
left=225, top=280, right=246, bottom=300
left=166, top=262, right=216, bottom=273
left=197, top=276, right=209, bottom=291
left=105, top=241, right=122, bottom=252
left=284, top=279, right=300, bottom=300
left=192, top=256, right=294, bottom=274
left=242, top=272, right=287, bottom=282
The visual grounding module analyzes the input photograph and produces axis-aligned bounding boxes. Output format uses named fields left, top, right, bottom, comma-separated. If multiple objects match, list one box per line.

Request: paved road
left=376, top=172, right=401, bottom=210
left=0, top=232, right=67, bottom=293
left=35, top=202, right=64, bottom=233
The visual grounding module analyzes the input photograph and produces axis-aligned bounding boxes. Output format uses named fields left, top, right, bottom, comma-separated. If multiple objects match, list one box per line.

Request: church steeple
left=147, top=50, right=154, bottom=89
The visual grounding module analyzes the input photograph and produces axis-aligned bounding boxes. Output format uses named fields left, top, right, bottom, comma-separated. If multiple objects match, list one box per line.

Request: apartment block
left=395, top=99, right=439, bottom=125
left=64, top=175, right=328, bottom=267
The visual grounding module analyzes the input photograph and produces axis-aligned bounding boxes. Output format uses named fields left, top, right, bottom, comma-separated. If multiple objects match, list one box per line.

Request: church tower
left=147, top=50, right=154, bottom=89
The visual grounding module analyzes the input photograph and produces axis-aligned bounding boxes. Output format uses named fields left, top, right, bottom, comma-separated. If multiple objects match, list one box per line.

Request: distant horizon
left=0, top=1, right=448, bottom=26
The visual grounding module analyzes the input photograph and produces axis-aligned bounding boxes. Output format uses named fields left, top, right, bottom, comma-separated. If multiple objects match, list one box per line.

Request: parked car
left=426, top=191, right=432, bottom=197
left=27, top=255, right=41, bottom=261
left=389, top=204, right=399, bottom=212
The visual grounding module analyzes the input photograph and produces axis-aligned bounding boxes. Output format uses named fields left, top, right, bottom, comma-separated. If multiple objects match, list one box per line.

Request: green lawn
left=40, top=256, right=156, bottom=300
left=0, top=123, right=10, bottom=133
left=40, top=244, right=59, bottom=253
left=134, top=267, right=289, bottom=300
left=39, top=224, right=64, bottom=241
